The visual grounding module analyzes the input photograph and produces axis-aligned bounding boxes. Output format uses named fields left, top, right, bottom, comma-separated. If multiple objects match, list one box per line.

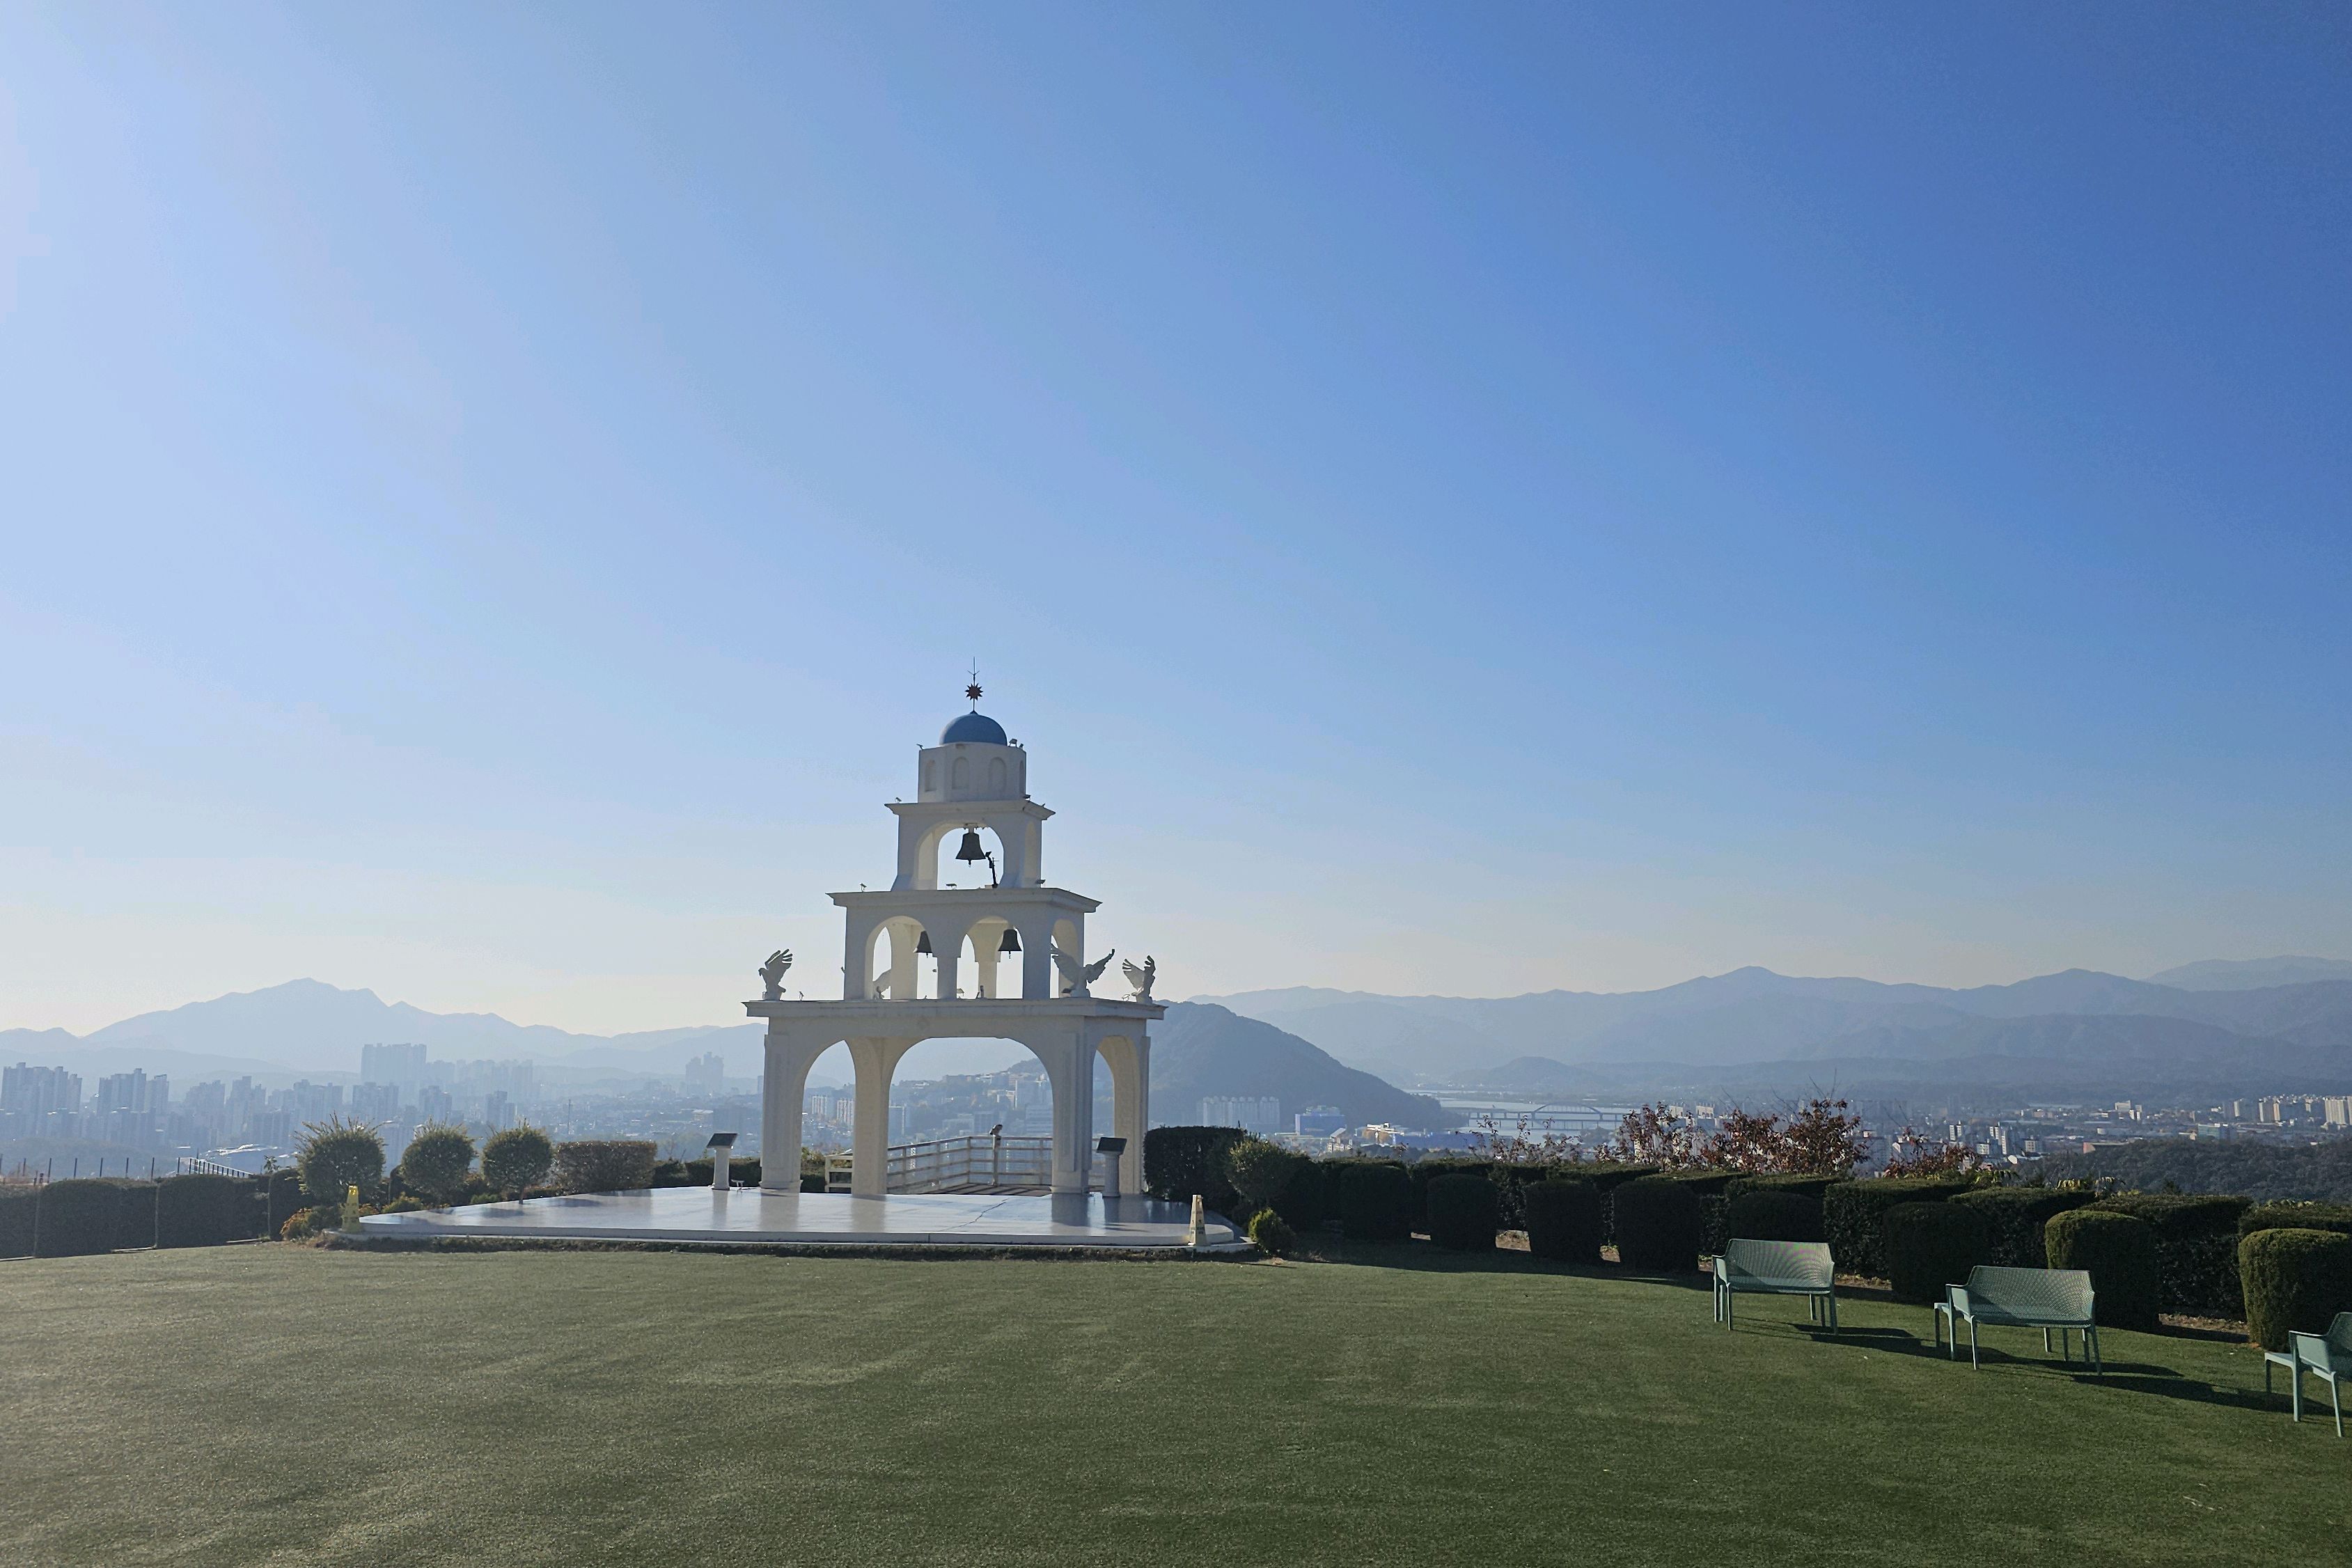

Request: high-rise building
left=1200, top=1096, right=1282, bottom=1135
left=360, top=1043, right=428, bottom=1095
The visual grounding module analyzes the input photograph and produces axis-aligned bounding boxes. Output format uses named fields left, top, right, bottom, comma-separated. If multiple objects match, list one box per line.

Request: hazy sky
left=3, top=4, right=2348, bottom=1036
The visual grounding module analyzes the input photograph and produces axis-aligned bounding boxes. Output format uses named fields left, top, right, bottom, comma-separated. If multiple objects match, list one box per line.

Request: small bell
left=955, top=828, right=987, bottom=863
left=915, top=930, right=934, bottom=955
left=998, top=927, right=1021, bottom=955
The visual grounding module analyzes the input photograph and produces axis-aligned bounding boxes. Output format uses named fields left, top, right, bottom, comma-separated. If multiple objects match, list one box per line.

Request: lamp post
left=705, top=1131, right=739, bottom=1193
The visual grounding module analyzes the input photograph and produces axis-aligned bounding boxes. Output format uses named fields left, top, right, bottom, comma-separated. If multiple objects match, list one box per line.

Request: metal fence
left=885, top=1134, right=1055, bottom=1193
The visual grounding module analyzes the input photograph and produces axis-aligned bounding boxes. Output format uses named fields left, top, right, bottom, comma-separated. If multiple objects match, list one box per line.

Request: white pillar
left=760, top=1028, right=826, bottom=1193
left=1044, top=1033, right=1095, bottom=1194
left=847, top=1037, right=901, bottom=1198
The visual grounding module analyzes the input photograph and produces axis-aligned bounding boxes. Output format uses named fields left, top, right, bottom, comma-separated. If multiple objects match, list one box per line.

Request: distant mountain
left=1148, top=1003, right=1444, bottom=1129
left=2, top=982, right=1443, bottom=1127
left=1204, top=966, right=2352, bottom=1098
left=2148, top=957, right=2352, bottom=991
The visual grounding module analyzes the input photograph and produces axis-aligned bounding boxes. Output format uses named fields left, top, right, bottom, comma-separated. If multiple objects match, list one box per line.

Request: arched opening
left=880, top=1036, right=1056, bottom=1193
left=927, top=821, right=1014, bottom=892
left=863, top=916, right=949, bottom=1001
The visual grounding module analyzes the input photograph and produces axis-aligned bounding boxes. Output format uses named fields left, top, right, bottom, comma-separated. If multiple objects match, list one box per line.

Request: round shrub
left=1331, top=1161, right=1412, bottom=1241
left=1612, top=1177, right=1701, bottom=1273
left=1142, top=1126, right=1247, bottom=1212
left=1725, top=1188, right=1825, bottom=1244
left=2045, top=1209, right=2160, bottom=1331
left=400, top=1123, right=478, bottom=1205
left=481, top=1125, right=555, bottom=1198
left=1427, top=1173, right=1500, bottom=1252
left=296, top=1118, right=385, bottom=1208
left=1225, top=1138, right=1309, bottom=1214
left=1523, top=1177, right=1603, bottom=1264
left=2239, top=1228, right=2352, bottom=1352
left=1248, top=1208, right=1297, bottom=1257
left=1883, top=1200, right=1991, bottom=1304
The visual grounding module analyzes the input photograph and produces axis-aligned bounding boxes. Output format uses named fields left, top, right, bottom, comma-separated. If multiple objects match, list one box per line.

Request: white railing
left=886, top=1134, right=1054, bottom=1193
left=176, top=1157, right=250, bottom=1178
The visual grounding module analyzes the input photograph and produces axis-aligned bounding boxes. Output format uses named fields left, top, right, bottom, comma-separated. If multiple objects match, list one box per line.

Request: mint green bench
left=2264, top=1312, right=2352, bottom=1436
left=1932, top=1266, right=2100, bottom=1374
left=1711, top=1239, right=1837, bottom=1331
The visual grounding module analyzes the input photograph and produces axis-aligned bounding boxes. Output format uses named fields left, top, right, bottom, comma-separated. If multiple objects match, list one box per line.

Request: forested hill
left=2035, top=1137, right=2352, bottom=1203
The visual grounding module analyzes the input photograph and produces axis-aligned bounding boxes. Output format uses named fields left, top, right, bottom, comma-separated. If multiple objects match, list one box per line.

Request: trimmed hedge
left=1272, top=1159, right=1328, bottom=1231
left=1329, top=1161, right=1412, bottom=1241
left=1826, top=1177, right=1979, bottom=1280
left=0, top=1186, right=36, bottom=1257
left=2240, top=1201, right=2352, bottom=1241
left=1951, top=1188, right=2096, bottom=1269
left=1613, top=1177, right=1701, bottom=1273
left=1725, top=1173, right=1839, bottom=1202
left=554, top=1140, right=658, bottom=1195
left=1143, top=1127, right=1246, bottom=1214
left=2046, top=1209, right=2161, bottom=1331
left=1883, top=1201, right=1991, bottom=1304
left=33, top=1179, right=145, bottom=1257
left=157, top=1174, right=254, bottom=1248
left=1407, top=1160, right=1494, bottom=1230
left=2240, top=1228, right=2352, bottom=1352
left=1427, top=1174, right=1499, bottom=1252
left=1725, top=1188, right=1826, bottom=1244
left=2092, top=1193, right=2250, bottom=1318
left=1523, top=1178, right=1602, bottom=1264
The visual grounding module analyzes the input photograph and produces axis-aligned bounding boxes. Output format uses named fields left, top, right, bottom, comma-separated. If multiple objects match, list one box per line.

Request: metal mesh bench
left=1711, top=1239, right=1837, bottom=1331
left=2265, top=1311, right=2352, bottom=1436
left=1933, top=1265, right=2100, bottom=1374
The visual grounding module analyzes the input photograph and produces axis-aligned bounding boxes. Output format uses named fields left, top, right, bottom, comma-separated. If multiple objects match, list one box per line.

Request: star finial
left=966, top=660, right=982, bottom=707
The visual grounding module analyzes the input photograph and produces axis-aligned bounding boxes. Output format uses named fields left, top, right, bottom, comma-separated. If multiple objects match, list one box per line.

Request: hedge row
left=553, top=1140, right=658, bottom=1194
left=2241, top=1229, right=2352, bottom=1351
left=1, top=1174, right=289, bottom=1258
left=2091, top=1193, right=2249, bottom=1319
left=649, top=1157, right=765, bottom=1189
left=1824, top=1177, right=1980, bottom=1279
left=1141, top=1127, right=1248, bottom=1215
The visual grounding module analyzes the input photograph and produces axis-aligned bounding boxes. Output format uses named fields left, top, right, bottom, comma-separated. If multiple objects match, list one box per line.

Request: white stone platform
left=356, top=1188, right=1242, bottom=1251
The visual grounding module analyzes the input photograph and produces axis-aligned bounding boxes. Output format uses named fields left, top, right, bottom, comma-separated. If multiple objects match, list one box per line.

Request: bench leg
left=1968, top=1318, right=1979, bottom=1370
left=2291, top=1365, right=2303, bottom=1423
left=2332, top=1375, right=2343, bottom=1438
left=2088, top=1326, right=2100, bottom=1377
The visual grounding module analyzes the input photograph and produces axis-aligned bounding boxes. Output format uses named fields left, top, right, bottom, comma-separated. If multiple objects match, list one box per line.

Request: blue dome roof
left=941, top=711, right=1008, bottom=745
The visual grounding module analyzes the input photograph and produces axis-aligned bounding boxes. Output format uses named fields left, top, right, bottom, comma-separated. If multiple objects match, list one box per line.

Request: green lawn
left=3, top=1240, right=2346, bottom=1566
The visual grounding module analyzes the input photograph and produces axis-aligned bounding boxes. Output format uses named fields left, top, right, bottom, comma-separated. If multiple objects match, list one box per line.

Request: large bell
left=954, top=828, right=987, bottom=863
left=997, top=927, right=1021, bottom=955
left=914, top=930, right=934, bottom=955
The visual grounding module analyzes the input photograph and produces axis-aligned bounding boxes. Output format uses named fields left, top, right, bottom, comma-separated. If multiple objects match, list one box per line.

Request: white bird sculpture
left=1122, top=955, right=1157, bottom=1003
left=1051, top=941, right=1115, bottom=998
left=759, top=949, right=794, bottom=1001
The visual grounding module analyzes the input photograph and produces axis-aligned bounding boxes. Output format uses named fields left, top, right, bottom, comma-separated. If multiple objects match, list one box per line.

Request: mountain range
left=0, top=980, right=1440, bottom=1131
left=1198, top=957, right=2352, bottom=1103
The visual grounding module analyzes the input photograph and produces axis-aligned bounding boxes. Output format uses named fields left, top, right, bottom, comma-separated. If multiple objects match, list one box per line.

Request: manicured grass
left=3, top=1240, right=2347, bottom=1566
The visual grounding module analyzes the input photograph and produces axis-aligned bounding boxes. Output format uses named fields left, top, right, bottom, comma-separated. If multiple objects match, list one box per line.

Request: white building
left=1200, top=1096, right=1283, bottom=1136
left=751, top=691, right=1162, bottom=1196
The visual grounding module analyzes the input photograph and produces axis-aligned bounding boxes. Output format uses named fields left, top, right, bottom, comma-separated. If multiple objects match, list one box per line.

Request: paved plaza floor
left=357, top=1187, right=1241, bottom=1249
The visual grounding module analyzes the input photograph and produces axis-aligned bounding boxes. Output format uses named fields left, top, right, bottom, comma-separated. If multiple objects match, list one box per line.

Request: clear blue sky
left=3, top=3, right=2346, bottom=1035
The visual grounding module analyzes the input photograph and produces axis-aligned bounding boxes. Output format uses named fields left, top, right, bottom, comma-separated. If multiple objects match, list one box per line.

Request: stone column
left=847, top=1037, right=901, bottom=1198
left=760, top=1027, right=811, bottom=1193
left=1045, top=1031, right=1095, bottom=1194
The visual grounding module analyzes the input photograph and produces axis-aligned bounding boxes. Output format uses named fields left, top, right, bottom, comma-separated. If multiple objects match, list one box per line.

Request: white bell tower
left=750, top=686, right=1161, bottom=1198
